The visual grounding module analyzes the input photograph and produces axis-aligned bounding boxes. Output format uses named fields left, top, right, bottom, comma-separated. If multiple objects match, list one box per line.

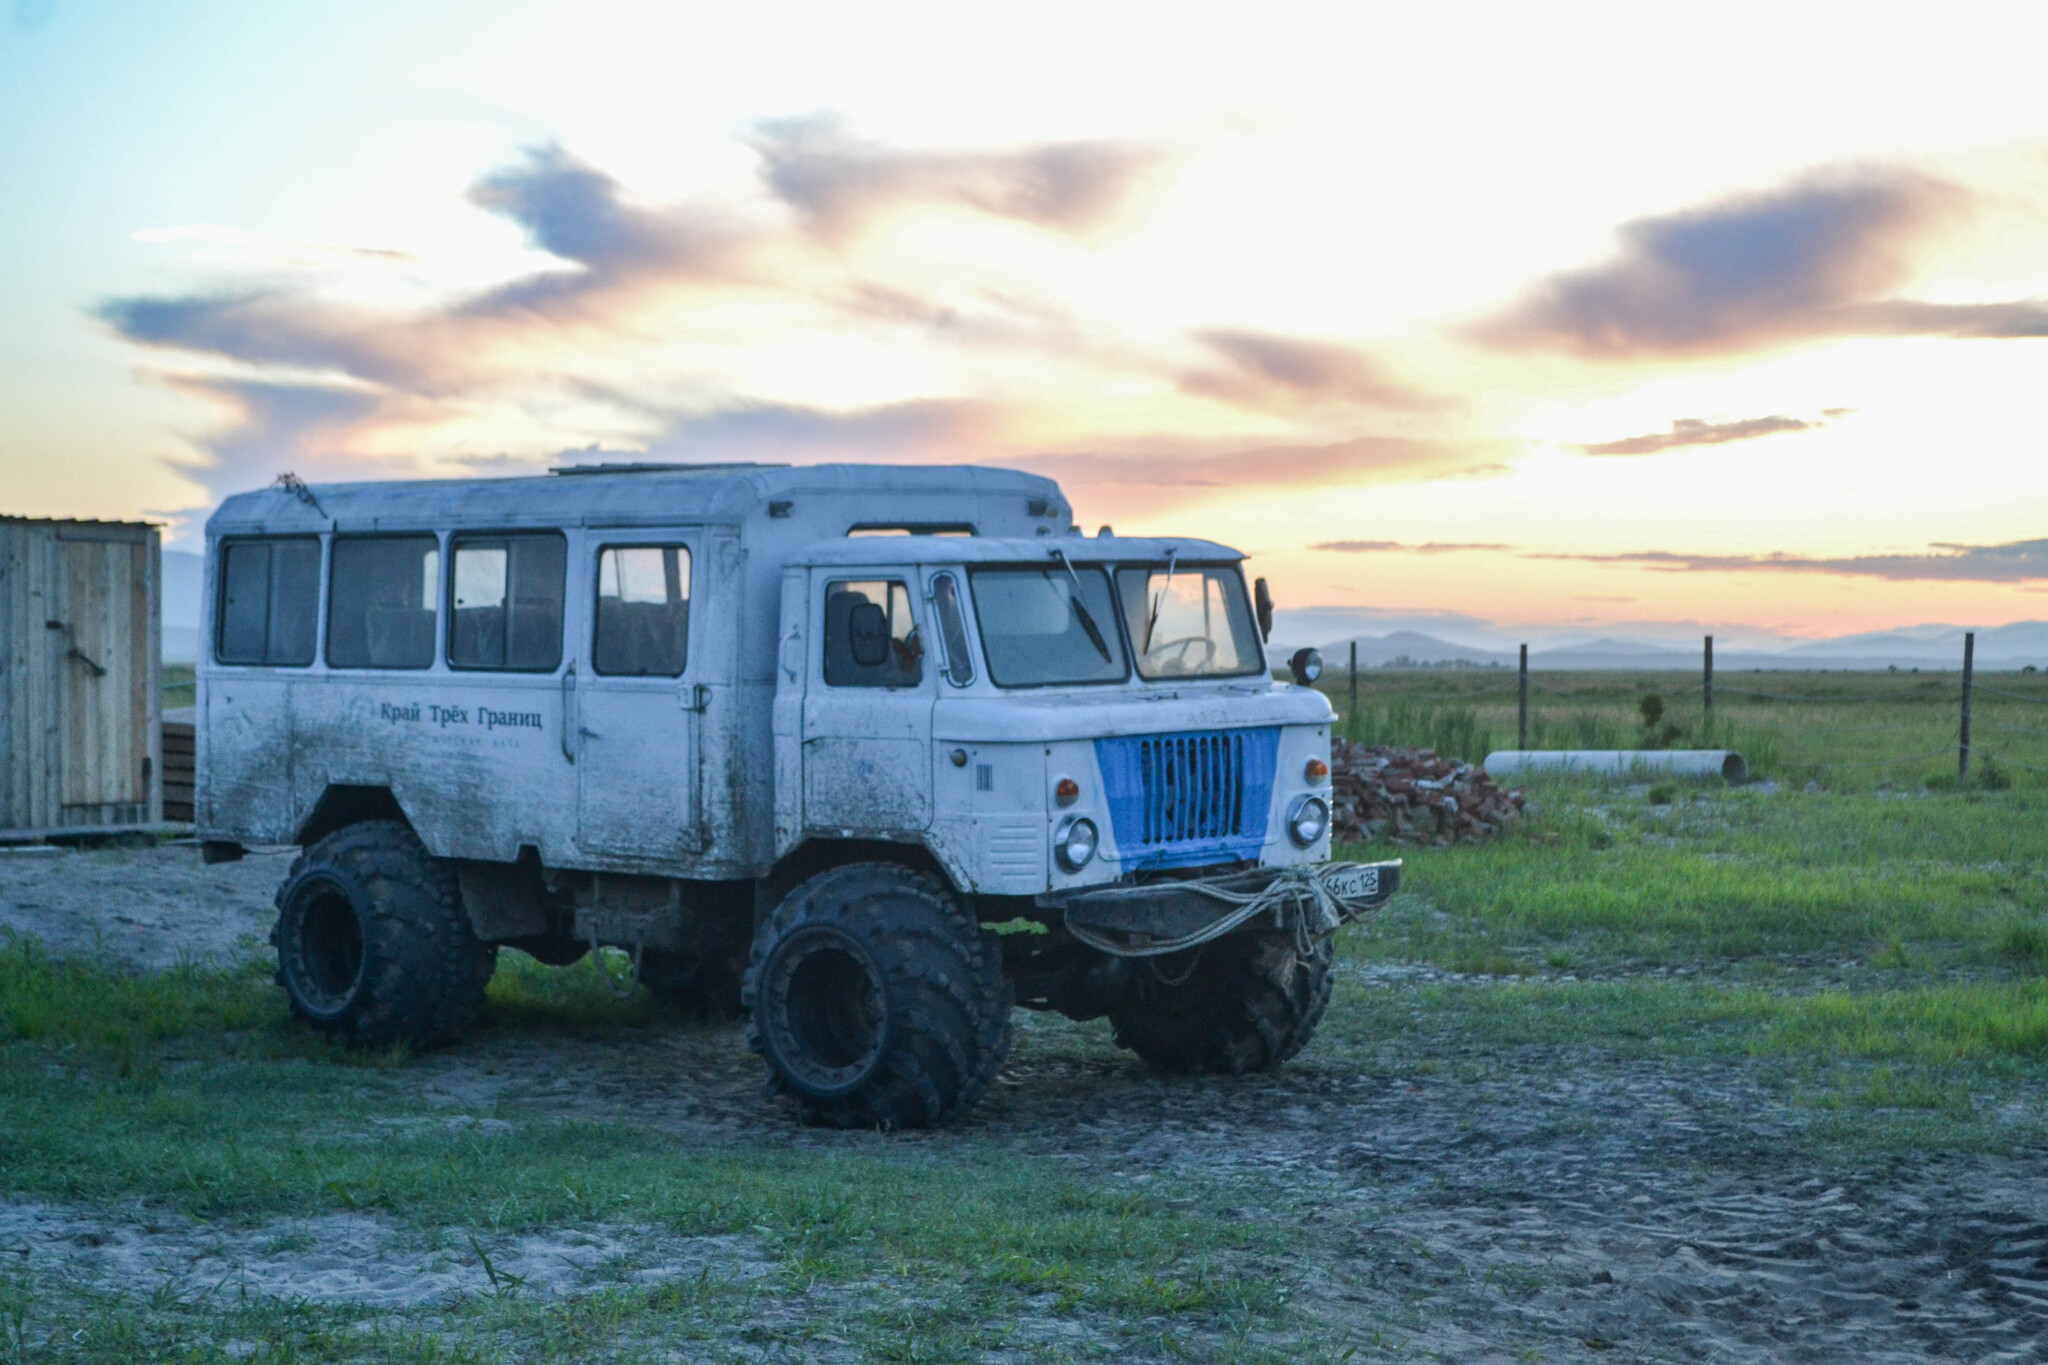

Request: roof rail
left=548, top=461, right=787, bottom=476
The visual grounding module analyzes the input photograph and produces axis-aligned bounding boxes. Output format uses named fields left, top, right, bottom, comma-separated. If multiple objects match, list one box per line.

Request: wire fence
left=1322, top=631, right=2042, bottom=790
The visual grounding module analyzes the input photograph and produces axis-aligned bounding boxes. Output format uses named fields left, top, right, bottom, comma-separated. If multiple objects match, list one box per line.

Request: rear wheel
left=272, top=821, right=496, bottom=1049
left=1105, top=930, right=1333, bottom=1074
left=745, top=863, right=1010, bottom=1130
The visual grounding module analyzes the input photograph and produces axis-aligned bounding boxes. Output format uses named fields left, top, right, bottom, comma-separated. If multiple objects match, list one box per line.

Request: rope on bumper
left=1062, top=864, right=1380, bottom=960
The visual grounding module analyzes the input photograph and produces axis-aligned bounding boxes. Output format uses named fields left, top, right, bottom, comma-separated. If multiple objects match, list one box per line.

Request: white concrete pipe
left=1481, top=750, right=1748, bottom=783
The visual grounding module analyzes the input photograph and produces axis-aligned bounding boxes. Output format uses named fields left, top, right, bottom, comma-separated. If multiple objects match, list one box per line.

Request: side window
left=930, top=573, right=974, bottom=687
left=593, top=545, right=690, bottom=677
left=328, top=535, right=438, bottom=669
left=450, top=533, right=566, bottom=672
left=216, top=537, right=320, bottom=666
left=823, top=579, right=922, bottom=688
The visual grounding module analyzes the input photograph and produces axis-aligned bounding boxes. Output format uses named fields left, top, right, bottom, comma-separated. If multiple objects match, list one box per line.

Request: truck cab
left=198, top=463, right=1396, bottom=1129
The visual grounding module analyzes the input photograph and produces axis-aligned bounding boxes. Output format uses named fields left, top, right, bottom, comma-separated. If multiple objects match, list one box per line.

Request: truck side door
left=575, top=536, right=700, bottom=856
left=799, top=568, right=934, bottom=834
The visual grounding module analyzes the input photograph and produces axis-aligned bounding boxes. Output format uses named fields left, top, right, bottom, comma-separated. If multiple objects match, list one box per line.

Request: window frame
left=445, top=529, right=569, bottom=674
left=589, top=540, right=693, bottom=679
left=325, top=531, right=442, bottom=672
left=966, top=563, right=1131, bottom=690
left=213, top=535, right=322, bottom=668
left=1114, top=560, right=1267, bottom=682
left=820, top=576, right=927, bottom=690
left=927, top=571, right=976, bottom=688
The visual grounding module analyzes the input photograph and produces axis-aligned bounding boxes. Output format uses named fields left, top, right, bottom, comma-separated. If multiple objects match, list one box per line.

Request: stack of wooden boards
left=161, top=713, right=194, bottom=823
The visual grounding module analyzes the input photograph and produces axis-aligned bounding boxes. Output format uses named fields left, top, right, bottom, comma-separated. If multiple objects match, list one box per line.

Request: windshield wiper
left=1049, top=550, right=1112, bottom=664
left=1142, top=548, right=1177, bottom=653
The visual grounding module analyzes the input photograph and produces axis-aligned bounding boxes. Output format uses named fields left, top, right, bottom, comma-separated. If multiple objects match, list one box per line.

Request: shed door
left=58, top=535, right=149, bottom=823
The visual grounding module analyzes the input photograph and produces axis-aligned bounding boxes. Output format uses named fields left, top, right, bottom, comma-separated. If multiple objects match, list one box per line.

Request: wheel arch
left=765, top=836, right=957, bottom=907
left=295, top=784, right=412, bottom=848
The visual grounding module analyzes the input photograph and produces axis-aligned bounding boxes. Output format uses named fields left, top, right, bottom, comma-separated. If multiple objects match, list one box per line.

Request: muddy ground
left=4, top=842, right=2046, bottom=1361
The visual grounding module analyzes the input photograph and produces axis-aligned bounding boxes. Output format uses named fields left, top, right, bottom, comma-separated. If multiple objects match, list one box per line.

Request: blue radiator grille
left=1139, top=732, right=1246, bottom=843
left=1095, top=727, right=1280, bottom=869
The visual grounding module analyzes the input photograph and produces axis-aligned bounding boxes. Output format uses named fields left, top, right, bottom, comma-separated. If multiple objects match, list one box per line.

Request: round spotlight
left=1288, top=648, right=1323, bottom=685
left=1054, top=817, right=1099, bottom=872
left=1287, top=795, right=1330, bottom=848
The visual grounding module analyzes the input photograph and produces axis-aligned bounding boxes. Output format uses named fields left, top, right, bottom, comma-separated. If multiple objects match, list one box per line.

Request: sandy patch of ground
left=0, top=842, right=286, bottom=971
left=0, top=1199, right=772, bottom=1308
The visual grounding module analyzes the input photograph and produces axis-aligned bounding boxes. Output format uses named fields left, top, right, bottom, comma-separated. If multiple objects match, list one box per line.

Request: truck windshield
left=1115, top=564, right=1263, bottom=679
left=968, top=565, right=1127, bottom=686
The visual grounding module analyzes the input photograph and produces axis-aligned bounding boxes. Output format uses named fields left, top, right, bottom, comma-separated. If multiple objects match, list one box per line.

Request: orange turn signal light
left=1304, top=758, right=1329, bottom=782
left=1055, top=777, right=1081, bottom=805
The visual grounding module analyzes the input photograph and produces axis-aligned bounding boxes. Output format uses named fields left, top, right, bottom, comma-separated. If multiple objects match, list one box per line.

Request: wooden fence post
left=1517, top=643, right=1528, bottom=750
left=1959, top=631, right=1974, bottom=782
left=1349, top=639, right=1358, bottom=719
left=1703, top=634, right=1714, bottom=733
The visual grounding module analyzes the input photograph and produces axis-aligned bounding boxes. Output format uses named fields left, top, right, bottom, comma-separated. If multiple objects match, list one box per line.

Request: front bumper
left=1046, top=859, right=1402, bottom=958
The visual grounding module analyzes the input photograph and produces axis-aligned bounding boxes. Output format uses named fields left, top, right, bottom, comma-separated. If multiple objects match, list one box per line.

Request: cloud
left=1580, top=414, right=1811, bottom=456
left=1479, top=167, right=2048, bottom=356
left=749, top=115, right=1164, bottom=235
left=1312, top=540, right=1511, bottom=553
left=461, top=145, right=751, bottom=317
left=1182, top=329, right=1433, bottom=409
left=1530, top=539, right=2048, bottom=582
left=160, top=377, right=406, bottom=500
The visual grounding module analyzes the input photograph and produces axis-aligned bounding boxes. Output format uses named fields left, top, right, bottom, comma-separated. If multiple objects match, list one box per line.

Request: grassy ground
left=8, top=676, right=2048, bottom=1358
left=1317, top=665, right=2048, bottom=792
left=162, top=663, right=196, bottom=713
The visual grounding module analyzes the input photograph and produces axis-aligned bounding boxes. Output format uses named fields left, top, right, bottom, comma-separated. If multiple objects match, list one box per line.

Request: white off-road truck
left=197, top=463, right=1398, bottom=1127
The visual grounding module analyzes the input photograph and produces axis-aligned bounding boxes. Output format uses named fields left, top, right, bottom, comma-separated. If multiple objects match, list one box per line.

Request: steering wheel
left=1148, top=636, right=1216, bottom=672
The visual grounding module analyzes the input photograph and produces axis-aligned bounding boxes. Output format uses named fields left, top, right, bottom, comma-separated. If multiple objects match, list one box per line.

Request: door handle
left=681, top=684, right=711, bottom=712
left=560, top=664, right=578, bottom=763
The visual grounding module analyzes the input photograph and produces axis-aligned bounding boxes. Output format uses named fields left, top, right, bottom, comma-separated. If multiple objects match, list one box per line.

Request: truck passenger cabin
left=199, top=463, right=1396, bottom=1129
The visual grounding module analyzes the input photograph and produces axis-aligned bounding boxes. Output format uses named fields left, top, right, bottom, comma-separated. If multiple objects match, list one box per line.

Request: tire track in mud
left=411, top=1023, right=2048, bottom=1361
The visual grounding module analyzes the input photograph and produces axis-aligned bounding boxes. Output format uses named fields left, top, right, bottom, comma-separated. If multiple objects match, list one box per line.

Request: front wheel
left=745, top=863, right=1010, bottom=1130
left=271, top=821, right=496, bottom=1050
left=1105, top=930, right=1334, bottom=1074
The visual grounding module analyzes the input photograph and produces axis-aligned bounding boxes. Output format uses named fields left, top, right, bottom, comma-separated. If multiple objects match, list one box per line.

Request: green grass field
left=1317, top=664, right=2048, bottom=792
left=2, top=669, right=2041, bottom=1359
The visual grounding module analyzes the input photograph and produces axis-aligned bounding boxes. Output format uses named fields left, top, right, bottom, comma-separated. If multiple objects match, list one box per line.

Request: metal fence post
left=1349, top=639, right=1358, bottom=719
left=1703, top=634, right=1714, bottom=733
left=1960, top=631, right=1974, bottom=782
left=1518, top=643, right=1528, bottom=750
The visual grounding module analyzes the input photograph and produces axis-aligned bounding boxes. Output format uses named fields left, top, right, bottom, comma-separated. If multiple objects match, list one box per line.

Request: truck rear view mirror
left=848, top=600, right=891, bottom=667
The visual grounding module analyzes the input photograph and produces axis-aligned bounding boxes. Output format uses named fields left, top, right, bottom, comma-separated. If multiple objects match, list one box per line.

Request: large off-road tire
left=271, top=820, right=497, bottom=1050
left=745, top=863, right=1010, bottom=1130
left=637, top=948, right=746, bottom=1019
left=1105, top=930, right=1334, bottom=1074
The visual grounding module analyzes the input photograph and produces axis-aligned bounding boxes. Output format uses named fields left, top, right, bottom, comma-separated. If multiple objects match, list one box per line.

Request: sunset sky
left=4, top=1, right=2046, bottom=644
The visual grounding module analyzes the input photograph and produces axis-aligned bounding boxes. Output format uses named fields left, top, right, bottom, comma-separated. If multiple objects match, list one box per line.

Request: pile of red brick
left=1328, top=741, right=1524, bottom=846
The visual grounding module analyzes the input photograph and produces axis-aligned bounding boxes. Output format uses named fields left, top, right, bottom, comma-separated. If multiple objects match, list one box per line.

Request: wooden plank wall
left=1, top=518, right=162, bottom=835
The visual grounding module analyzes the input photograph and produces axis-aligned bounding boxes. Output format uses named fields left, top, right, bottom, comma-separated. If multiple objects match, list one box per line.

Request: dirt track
left=4, top=843, right=2046, bottom=1361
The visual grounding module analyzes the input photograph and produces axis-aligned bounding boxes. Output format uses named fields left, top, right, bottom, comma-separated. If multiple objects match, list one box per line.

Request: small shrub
left=1647, top=784, right=1675, bottom=806
left=1638, top=693, right=1665, bottom=727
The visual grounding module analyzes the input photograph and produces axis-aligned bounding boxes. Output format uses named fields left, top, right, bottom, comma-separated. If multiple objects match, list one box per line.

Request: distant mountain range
left=1299, top=624, right=2046, bottom=673
left=160, top=549, right=2045, bottom=671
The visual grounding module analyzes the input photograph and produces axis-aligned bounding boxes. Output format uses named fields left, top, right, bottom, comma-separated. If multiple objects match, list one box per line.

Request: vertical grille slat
left=1133, top=729, right=1246, bottom=848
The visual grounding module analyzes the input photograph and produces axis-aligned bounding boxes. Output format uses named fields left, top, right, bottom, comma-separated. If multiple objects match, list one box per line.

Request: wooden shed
left=0, top=517, right=163, bottom=838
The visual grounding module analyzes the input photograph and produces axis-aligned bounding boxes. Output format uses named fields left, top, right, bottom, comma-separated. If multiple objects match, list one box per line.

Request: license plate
left=1321, top=864, right=1381, bottom=901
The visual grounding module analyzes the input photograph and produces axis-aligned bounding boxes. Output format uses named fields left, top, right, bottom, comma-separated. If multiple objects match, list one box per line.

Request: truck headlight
left=1054, top=817, right=1098, bottom=872
left=1286, top=795, right=1329, bottom=848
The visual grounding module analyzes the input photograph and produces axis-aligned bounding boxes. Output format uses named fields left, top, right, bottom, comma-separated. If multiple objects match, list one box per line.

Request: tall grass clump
left=1340, top=696, right=1494, bottom=763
